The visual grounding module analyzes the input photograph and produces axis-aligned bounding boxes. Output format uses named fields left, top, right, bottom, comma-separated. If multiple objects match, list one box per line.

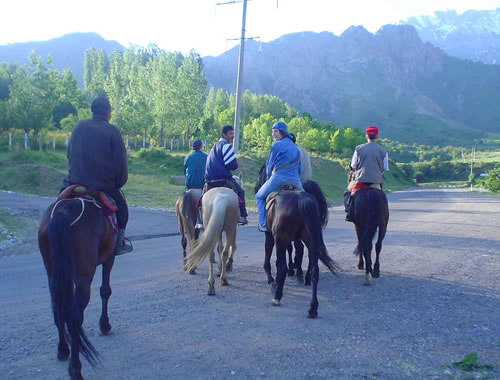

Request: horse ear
left=238, top=171, right=243, bottom=183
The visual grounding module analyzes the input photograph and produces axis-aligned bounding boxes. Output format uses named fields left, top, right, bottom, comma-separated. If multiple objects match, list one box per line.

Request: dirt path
left=0, top=188, right=499, bottom=379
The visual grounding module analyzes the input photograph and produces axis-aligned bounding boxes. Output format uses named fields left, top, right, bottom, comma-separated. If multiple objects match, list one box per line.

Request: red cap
left=366, top=126, right=378, bottom=136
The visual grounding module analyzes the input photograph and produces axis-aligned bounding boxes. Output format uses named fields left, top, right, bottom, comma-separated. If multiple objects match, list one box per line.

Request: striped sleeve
left=222, top=143, right=236, bottom=166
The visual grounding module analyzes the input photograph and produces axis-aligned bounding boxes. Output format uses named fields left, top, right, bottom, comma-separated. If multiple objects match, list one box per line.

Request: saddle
left=58, top=185, right=118, bottom=212
left=265, top=183, right=300, bottom=211
left=198, top=179, right=244, bottom=207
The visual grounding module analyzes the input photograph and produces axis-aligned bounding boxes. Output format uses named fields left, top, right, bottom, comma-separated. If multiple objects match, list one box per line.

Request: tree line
left=0, top=46, right=366, bottom=155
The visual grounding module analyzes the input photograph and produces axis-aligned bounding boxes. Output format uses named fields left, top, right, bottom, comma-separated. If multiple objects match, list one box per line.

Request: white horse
left=184, top=181, right=241, bottom=295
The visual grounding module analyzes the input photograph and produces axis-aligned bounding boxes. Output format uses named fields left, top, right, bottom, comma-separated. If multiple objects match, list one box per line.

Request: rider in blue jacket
left=255, top=121, right=303, bottom=232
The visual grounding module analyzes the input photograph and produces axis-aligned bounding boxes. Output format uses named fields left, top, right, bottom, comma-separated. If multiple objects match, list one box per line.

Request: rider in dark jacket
left=63, top=97, right=131, bottom=254
left=205, top=125, right=248, bottom=225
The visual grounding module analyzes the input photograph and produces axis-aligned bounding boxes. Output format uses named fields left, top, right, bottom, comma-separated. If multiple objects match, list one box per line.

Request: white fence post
left=24, top=132, right=28, bottom=150
left=65, top=135, right=69, bottom=147
left=53, top=135, right=56, bottom=150
left=143, top=135, right=146, bottom=148
left=9, top=132, right=12, bottom=148
left=125, top=137, right=129, bottom=149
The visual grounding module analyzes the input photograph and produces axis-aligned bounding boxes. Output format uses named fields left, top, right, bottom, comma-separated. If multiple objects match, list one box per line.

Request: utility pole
left=233, top=0, right=247, bottom=153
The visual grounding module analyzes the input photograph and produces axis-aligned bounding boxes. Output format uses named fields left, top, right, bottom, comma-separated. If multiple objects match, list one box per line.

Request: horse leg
left=355, top=225, right=364, bottom=270
left=307, top=251, right=320, bottom=318
left=363, top=240, right=373, bottom=286
left=220, top=237, right=233, bottom=287
left=294, top=239, right=305, bottom=284
left=69, top=278, right=93, bottom=380
left=207, top=251, right=216, bottom=296
left=226, top=236, right=234, bottom=273
left=373, top=225, right=387, bottom=278
left=286, top=243, right=295, bottom=277
left=99, top=255, right=115, bottom=335
left=272, top=239, right=288, bottom=306
left=304, top=259, right=312, bottom=286
left=264, top=233, right=275, bottom=284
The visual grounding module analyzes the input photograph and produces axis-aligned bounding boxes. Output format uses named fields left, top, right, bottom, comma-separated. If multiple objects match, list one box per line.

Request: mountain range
left=204, top=25, right=500, bottom=145
left=0, top=32, right=123, bottom=87
left=1, top=9, right=500, bottom=145
left=402, top=8, right=500, bottom=65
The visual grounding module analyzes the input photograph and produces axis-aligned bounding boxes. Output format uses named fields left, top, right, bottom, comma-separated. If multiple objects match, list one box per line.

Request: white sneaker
left=258, top=224, right=268, bottom=232
left=195, top=223, right=204, bottom=230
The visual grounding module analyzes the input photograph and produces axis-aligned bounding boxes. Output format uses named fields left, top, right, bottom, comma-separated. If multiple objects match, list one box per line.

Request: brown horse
left=175, top=188, right=203, bottom=273
left=255, top=174, right=338, bottom=318
left=38, top=197, right=116, bottom=379
left=184, top=187, right=239, bottom=295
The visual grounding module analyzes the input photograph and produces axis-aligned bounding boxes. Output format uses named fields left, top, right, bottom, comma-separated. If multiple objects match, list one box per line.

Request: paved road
left=0, top=188, right=499, bottom=379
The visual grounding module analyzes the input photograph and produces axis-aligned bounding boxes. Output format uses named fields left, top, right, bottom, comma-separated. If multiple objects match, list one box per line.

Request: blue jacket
left=184, top=150, right=207, bottom=189
left=205, top=138, right=238, bottom=181
left=266, top=138, right=301, bottom=180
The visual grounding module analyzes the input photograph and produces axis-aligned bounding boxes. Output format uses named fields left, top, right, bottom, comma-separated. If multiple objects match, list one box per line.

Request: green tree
left=485, top=167, right=500, bottom=192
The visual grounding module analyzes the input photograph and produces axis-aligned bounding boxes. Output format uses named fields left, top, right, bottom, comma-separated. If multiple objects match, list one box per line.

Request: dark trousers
left=109, top=188, right=129, bottom=229
left=227, top=178, right=248, bottom=217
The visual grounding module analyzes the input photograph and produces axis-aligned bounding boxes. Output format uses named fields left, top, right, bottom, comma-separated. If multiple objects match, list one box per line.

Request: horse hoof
left=296, top=273, right=304, bottom=284
left=226, top=262, right=233, bottom=272
left=57, top=345, right=70, bottom=361
left=272, top=298, right=281, bottom=306
left=363, top=273, right=372, bottom=286
left=100, top=323, right=112, bottom=335
left=373, top=271, right=380, bottom=278
left=207, top=286, right=216, bottom=296
left=307, top=310, right=318, bottom=318
left=221, top=278, right=229, bottom=286
left=189, top=268, right=196, bottom=275
left=357, top=264, right=364, bottom=270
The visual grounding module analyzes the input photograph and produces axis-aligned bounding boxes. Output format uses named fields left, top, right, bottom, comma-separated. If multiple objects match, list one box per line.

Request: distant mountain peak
left=401, top=8, right=500, bottom=64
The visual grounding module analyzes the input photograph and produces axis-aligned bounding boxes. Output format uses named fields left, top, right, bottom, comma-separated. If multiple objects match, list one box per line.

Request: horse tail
left=299, top=195, right=339, bottom=274
left=357, top=190, right=381, bottom=255
left=303, top=180, right=329, bottom=228
left=49, top=212, right=99, bottom=366
left=184, top=193, right=229, bottom=272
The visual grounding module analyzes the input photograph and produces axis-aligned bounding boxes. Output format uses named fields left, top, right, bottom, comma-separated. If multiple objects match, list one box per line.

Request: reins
left=50, top=198, right=102, bottom=227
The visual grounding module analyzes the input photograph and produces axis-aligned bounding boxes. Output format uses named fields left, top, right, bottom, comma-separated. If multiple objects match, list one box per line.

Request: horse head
left=254, top=163, right=266, bottom=194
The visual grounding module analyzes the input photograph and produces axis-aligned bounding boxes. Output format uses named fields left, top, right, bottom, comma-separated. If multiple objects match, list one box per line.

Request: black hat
left=91, top=97, right=111, bottom=115
left=192, top=139, right=202, bottom=150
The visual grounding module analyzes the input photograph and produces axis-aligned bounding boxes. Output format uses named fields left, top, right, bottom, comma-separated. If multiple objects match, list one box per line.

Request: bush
left=485, top=167, right=500, bottom=192
left=135, top=147, right=170, bottom=162
left=414, top=171, right=425, bottom=183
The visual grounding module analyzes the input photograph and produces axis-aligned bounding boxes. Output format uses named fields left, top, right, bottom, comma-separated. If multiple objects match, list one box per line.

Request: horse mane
left=302, top=180, right=329, bottom=228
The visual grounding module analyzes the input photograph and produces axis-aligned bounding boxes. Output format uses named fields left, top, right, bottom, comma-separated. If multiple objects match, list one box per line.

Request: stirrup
left=115, top=237, right=133, bottom=256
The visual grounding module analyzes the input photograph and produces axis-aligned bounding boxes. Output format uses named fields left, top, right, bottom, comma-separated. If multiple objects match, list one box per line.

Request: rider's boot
left=238, top=215, right=248, bottom=225
left=344, top=191, right=353, bottom=222
left=115, top=228, right=133, bottom=256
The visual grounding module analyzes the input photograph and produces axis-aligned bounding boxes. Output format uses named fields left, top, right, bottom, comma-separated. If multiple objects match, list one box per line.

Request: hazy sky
left=2, top=0, right=499, bottom=56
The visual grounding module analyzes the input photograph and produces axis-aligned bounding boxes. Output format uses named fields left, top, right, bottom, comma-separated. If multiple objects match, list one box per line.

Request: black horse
left=351, top=187, right=389, bottom=285
left=254, top=164, right=337, bottom=318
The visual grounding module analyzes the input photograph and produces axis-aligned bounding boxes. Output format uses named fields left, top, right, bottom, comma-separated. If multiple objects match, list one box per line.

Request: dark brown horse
left=38, top=197, right=116, bottom=379
left=256, top=165, right=329, bottom=286
left=351, top=187, right=389, bottom=285
left=255, top=168, right=337, bottom=318
left=175, top=188, right=203, bottom=273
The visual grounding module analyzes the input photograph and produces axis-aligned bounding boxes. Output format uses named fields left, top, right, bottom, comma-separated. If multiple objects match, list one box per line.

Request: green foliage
left=485, top=167, right=500, bottom=192
left=452, top=353, right=494, bottom=371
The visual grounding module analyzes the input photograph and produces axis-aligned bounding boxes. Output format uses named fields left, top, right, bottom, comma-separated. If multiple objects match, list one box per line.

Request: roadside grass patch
left=0, top=208, right=39, bottom=250
left=452, top=353, right=494, bottom=371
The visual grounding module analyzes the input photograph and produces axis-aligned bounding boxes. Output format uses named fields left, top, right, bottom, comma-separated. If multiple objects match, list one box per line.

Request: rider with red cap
left=344, top=126, right=389, bottom=222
